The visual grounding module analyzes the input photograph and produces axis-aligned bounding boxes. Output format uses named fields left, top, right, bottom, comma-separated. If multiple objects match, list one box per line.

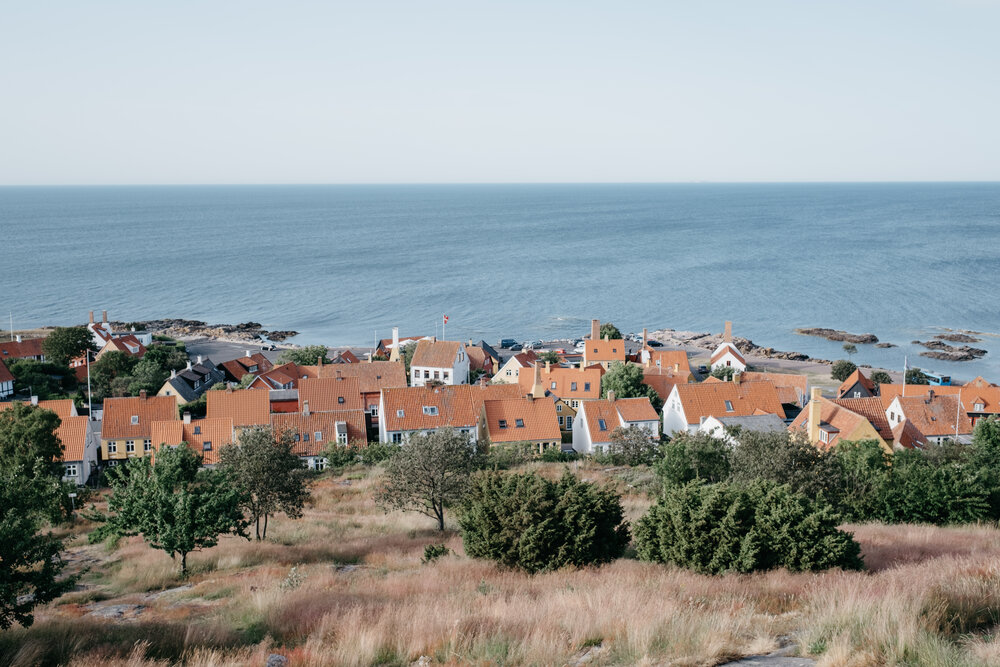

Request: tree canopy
left=8, top=359, right=77, bottom=400
left=869, top=370, right=892, bottom=390
left=600, top=361, right=661, bottom=410
left=608, top=425, right=661, bottom=466
left=42, top=327, right=96, bottom=367
left=830, top=359, right=858, bottom=382
left=905, top=367, right=929, bottom=385
left=277, top=345, right=330, bottom=366
left=599, top=322, right=622, bottom=340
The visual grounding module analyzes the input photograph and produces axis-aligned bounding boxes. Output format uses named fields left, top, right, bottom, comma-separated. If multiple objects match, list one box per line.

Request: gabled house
left=219, top=351, right=274, bottom=383
left=641, top=363, right=692, bottom=405
left=885, top=391, right=973, bottom=445
left=699, top=413, right=788, bottom=445
left=0, top=358, right=13, bottom=398
left=493, top=350, right=539, bottom=384
left=572, top=393, right=659, bottom=454
left=247, top=362, right=301, bottom=390
left=663, top=377, right=785, bottom=435
left=101, top=392, right=178, bottom=462
left=466, top=340, right=502, bottom=377
left=409, top=339, right=469, bottom=386
left=0, top=399, right=95, bottom=483
left=879, top=383, right=1000, bottom=427
left=517, top=361, right=602, bottom=430
left=639, top=348, right=693, bottom=380
left=740, top=371, right=808, bottom=408
left=151, top=415, right=235, bottom=466
left=582, top=320, right=626, bottom=369
left=378, top=383, right=521, bottom=444
left=157, top=357, right=226, bottom=405
left=0, top=336, right=46, bottom=362
left=95, top=334, right=147, bottom=361
left=298, top=375, right=364, bottom=413
left=831, top=397, right=895, bottom=445
left=837, top=369, right=877, bottom=399
left=272, top=405, right=367, bottom=470
left=300, top=361, right=407, bottom=418
left=789, top=388, right=891, bottom=452
left=329, top=349, right=359, bottom=364
left=206, top=387, right=271, bottom=429
left=478, top=395, right=562, bottom=452
left=710, top=321, right=746, bottom=372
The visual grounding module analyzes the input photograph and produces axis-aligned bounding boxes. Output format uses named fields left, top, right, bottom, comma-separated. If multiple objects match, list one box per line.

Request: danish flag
left=443, top=315, right=449, bottom=324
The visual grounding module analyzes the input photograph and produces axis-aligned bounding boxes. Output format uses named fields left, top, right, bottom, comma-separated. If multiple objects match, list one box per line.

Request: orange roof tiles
left=584, top=339, right=626, bottom=365
left=879, top=384, right=1000, bottom=416
left=382, top=384, right=521, bottom=432
left=891, top=394, right=973, bottom=437
left=57, top=416, right=91, bottom=461
left=303, top=361, right=407, bottom=395
left=516, top=364, right=602, bottom=400
left=832, top=397, right=893, bottom=440
left=645, top=349, right=691, bottom=375
left=151, top=417, right=235, bottom=465
left=483, top=397, right=561, bottom=443
left=611, top=397, right=659, bottom=422
left=788, top=398, right=875, bottom=450
left=0, top=358, right=13, bottom=384
left=580, top=397, right=657, bottom=444
left=891, top=418, right=924, bottom=449
left=741, top=371, right=808, bottom=406
left=838, top=369, right=875, bottom=398
left=206, top=388, right=271, bottom=427
left=272, top=410, right=367, bottom=455
left=674, top=381, right=785, bottom=425
left=298, top=376, right=363, bottom=412
left=0, top=398, right=76, bottom=418
left=220, top=353, right=273, bottom=382
left=101, top=335, right=147, bottom=359
left=0, top=337, right=46, bottom=360
left=411, top=340, right=463, bottom=369
left=102, top=394, right=178, bottom=440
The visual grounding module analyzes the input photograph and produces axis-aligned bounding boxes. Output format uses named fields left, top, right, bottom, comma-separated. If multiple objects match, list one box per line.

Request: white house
left=710, top=320, right=747, bottom=372
left=491, top=350, right=539, bottom=384
left=662, top=379, right=785, bottom=435
left=884, top=391, right=973, bottom=445
left=60, top=416, right=100, bottom=485
left=409, top=339, right=469, bottom=386
left=698, top=413, right=788, bottom=445
left=378, top=384, right=521, bottom=444
left=571, top=393, right=659, bottom=455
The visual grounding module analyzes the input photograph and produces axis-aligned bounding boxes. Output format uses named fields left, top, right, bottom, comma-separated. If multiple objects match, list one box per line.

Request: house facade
left=492, top=350, right=539, bottom=384
left=663, top=378, right=785, bottom=435
left=157, top=357, right=226, bottom=405
left=478, top=395, right=562, bottom=452
left=709, top=321, right=746, bottom=372
left=0, top=358, right=13, bottom=398
left=409, top=339, right=469, bottom=386
left=101, top=392, right=179, bottom=463
left=885, top=392, right=973, bottom=445
left=572, top=393, right=659, bottom=454
left=378, top=383, right=521, bottom=444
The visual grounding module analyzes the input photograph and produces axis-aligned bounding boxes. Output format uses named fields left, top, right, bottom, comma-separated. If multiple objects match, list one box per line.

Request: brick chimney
left=643, top=328, right=648, bottom=347
left=303, top=400, right=310, bottom=416
left=733, top=371, right=742, bottom=385
left=139, top=389, right=147, bottom=400
left=674, top=363, right=680, bottom=373
left=607, top=390, right=616, bottom=403
left=183, top=412, right=191, bottom=424
left=724, top=321, right=732, bottom=343
left=89, top=311, right=95, bottom=324
left=591, top=319, right=600, bottom=341
left=318, top=355, right=324, bottom=367
left=545, top=361, right=551, bottom=372
left=532, top=362, right=545, bottom=399
left=808, top=387, right=822, bottom=443
left=102, top=310, right=108, bottom=324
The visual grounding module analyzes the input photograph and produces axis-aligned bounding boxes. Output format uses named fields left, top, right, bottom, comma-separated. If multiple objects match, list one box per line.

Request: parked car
left=647, top=340, right=663, bottom=347
left=574, top=340, right=587, bottom=352
left=499, top=338, right=517, bottom=349
left=697, top=364, right=708, bottom=374
left=509, top=343, right=524, bottom=351
left=261, top=343, right=276, bottom=351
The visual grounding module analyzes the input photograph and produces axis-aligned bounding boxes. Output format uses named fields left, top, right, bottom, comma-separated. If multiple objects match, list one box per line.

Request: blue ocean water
left=2, top=183, right=999, bottom=380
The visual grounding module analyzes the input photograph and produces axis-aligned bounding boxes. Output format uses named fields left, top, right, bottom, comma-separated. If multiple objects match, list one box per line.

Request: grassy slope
left=3, top=462, right=1000, bottom=667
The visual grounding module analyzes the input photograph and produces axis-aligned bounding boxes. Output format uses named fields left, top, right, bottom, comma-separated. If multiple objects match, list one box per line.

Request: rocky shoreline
left=646, top=329, right=826, bottom=364
left=109, top=319, right=299, bottom=343
left=912, top=339, right=988, bottom=362
left=794, top=328, right=879, bottom=344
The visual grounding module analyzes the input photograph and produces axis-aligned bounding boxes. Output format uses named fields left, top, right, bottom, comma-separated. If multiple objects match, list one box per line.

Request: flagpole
left=86, top=350, right=93, bottom=419
left=902, top=355, right=907, bottom=397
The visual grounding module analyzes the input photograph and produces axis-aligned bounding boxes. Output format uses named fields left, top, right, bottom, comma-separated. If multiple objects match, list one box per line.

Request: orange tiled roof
left=220, top=353, right=273, bottom=382
left=303, top=361, right=407, bottom=395
left=206, top=388, right=271, bottom=427
left=0, top=337, right=45, bottom=360
left=509, top=350, right=539, bottom=367
left=102, top=394, right=178, bottom=440
left=580, top=397, right=656, bottom=444
left=411, top=340, right=463, bottom=369
left=892, top=394, right=973, bottom=437
left=645, top=349, right=691, bottom=375
left=0, top=398, right=76, bottom=418
left=467, top=347, right=493, bottom=373
left=832, top=397, right=893, bottom=440
left=584, top=339, right=626, bottom=364
left=298, top=376, right=363, bottom=412
left=103, top=335, right=147, bottom=358
left=272, top=410, right=367, bottom=455
left=517, top=364, right=602, bottom=400
left=151, top=417, right=235, bottom=465
left=611, top=397, right=659, bottom=422
left=891, top=418, right=924, bottom=449
left=879, top=384, right=1000, bottom=416
left=674, top=381, right=785, bottom=425
left=483, top=397, right=561, bottom=443
left=0, top=358, right=13, bottom=384
left=382, top=384, right=521, bottom=432
left=741, top=371, right=808, bottom=406
left=711, top=342, right=746, bottom=366
left=838, top=369, right=875, bottom=397
left=788, top=398, right=874, bottom=450
left=57, top=415, right=91, bottom=461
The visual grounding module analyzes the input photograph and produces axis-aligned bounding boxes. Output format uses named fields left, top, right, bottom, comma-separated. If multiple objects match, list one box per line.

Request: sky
left=2, top=1, right=999, bottom=185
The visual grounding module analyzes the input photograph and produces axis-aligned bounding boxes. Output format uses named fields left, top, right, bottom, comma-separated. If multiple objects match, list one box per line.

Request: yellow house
left=101, top=392, right=179, bottom=462
left=788, top=388, right=890, bottom=454
left=517, top=361, right=603, bottom=431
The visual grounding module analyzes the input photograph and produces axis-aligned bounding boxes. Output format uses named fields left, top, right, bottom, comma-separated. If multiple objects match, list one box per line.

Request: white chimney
left=245, top=350, right=251, bottom=358
left=392, top=327, right=399, bottom=348
left=15, top=334, right=22, bottom=343
left=183, top=412, right=191, bottom=424
left=186, top=360, right=192, bottom=370
left=30, top=395, right=38, bottom=406
left=303, top=400, right=310, bottom=416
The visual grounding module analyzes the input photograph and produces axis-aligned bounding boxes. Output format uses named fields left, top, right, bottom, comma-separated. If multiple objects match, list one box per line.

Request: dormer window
left=203, top=441, right=212, bottom=451
left=194, top=426, right=201, bottom=434
left=498, top=419, right=508, bottom=429
left=249, top=365, right=258, bottom=373
left=598, top=419, right=607, bottom=431
left=130, top=415, right=139, bottom=425
left=338, top=396, right=345, bottom=404
left=975, top=402, right=985, bottom=411
left=724, top=400, right=734, bottom=412
left=515, top=419, right=524, bottom=428
left=422, top=406, right=438, bottom=416
left=397, top=409, right=405, bottom=418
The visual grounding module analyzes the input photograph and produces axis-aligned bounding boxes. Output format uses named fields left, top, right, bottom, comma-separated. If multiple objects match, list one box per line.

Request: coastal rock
left=795, top=328, right=879, bottom=344
left=934, top=333, right=981, bottom=343
left=875, top=342, right=897, bottom=348
left=915, top=340, right=988, bottom=361
left=106, top=319, right=299, bottom=344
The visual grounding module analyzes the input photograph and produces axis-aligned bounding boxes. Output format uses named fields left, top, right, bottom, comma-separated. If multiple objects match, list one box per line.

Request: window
left=303, top=432, right=310, bottom=442
left=194, top=426, right=201, bottom=434
left=315, top=431, right=322, bottom=441
left=249, top=365, right=258, bottom=373
left=314, top=458, right=326, bottom=471
left=571, top=400, right=579, bottom=408
left=515, top=419, right=524, bottom=427
left=434, top=371, right=440, bottom=380
left=443, top=371, right=449, bottom=380
left=505, top=369, right=512, bottom=376
left=550, top=381, right=557, bottom=390
left=125, top=440, right=135, bottom=453
left=130, top=415, right=139, bottom=425
left=203, top=441, right=212, bottom=451
left=370, top=405, right=379, bottom=416
left=556, top=404, right=562, bottom=412
left=143, top=439, right=151, bottom=452
left=294, top=433, right=301, bottom=442
left=391, top=433, right=402, bottom=443
left=423, top=370, right=429, bottom=378
left=571, top=382, right=577, bottom=391
left=558, top=416, right=564, bottom=426
left=65, top=464, right=78, bottom=477
left=975, top=402, right=985, bottom=411
left=337, top=432, right=348, bottom=444
left=598, top=419, right=607, bottom=431
left=423, top=406, right=439, bottom=415
left=819, top=431, right=829, bottom=444
left=397, top=409, right=405, bottom=418
left=108, top=442, right=117, bottom=453
left=584, top=382, right=591, bottom=392
left=566, top=416, right=573, bottom=428
left=498, top=419, right=508, bottom=429
left=724, top=400, right=734, bottom=412
left=853, top=391, right=861, bottom=398
left=337, top=396, right=344, bottom=404
left=194, top=380, right=200, bottom=389
left=592, top=348, right=598, bottom=353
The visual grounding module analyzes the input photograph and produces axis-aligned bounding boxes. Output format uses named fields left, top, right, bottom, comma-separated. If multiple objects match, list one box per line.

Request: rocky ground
left=794, top=327, right=879, bottom=344
left=108, top=319, right=299, bottom=343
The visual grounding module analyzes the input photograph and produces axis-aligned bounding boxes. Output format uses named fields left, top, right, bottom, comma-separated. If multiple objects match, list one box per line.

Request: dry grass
left=4, top=464, right=1000, bottom=666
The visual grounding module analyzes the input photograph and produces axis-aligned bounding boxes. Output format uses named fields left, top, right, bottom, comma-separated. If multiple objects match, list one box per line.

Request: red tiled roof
left=788, top=398, right=876, bottom=450
left=206, top=389, right=271, bottom=427
left=674, top=381, right=785, bottom=425
left=838, top=369, right=875, bottom=398
left=381, top=384, right=521, bottom=432
left=644, top=349, right=691, bottom=375
left=891, top=394, right=973, bottom=437
left=710, top=343, right=746, bottom=366
left=0, top=358, right=13, bottom=384
left=0, top=338, right=45, bottom=360
left=891, top=418, right=924, bottom=449
left=103, top=394, right=178, bottom=440
left=517, top=364, right=603, bottom=400
left=741, top=371, right=808, bottom=406
left=580, top=397, right=659, bottom=445
left=249, top=362, right=301, bottom=389
left=298, top=376, right=363, bottom=412
left=57, top=415, right=91, bottom=462
left=612, top=396, right=659, bottom=422
left=879, top=384, right=1000, bottom=416
left=302, top=361, right=407, bottom=395
left=102, top=335, right=147, bottom=359
left=584, top=339, right=626, bottom=365
left=0, top=399, right=76, bottom=418
left=271, top=410, right=367, bottom=455
left=483, top=397, right=561, bottom=443
left=411, top=340, right=463, bottom=369
left=832, top=397, right=893, bottom=440
left=220, top=353, right=273, bottom=382
left=151, top=417, right=235, bottom=465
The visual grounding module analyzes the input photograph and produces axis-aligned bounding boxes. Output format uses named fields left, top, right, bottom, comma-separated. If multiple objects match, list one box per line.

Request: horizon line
left=3, top=179, right=1000, bottom=188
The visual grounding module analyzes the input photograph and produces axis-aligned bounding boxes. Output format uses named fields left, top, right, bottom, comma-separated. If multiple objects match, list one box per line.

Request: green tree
left=277, top=345, right=330, bottom=366
left=459, top=469, right=629, bottom=573
left=126, top=357, right=169, bottom=396
left=601, top=361, right=662, bottom=410
left=608, top=425, right=660, bottom=466
left=657, top=432, right=731, bottom=487
left=104, top=446, right=248, bottom=574
left=376, top=428, right=478, bottom=531
left=8, top=360, right=77, bottom=400
left=830, top=360, right=858, bottom=382
left=842, top=342, right=858, bottom=359
left=402, top=344, right=417, bottom=380
left=869, top=370, right=892, bottom=391
left=905, top=367, right=929, bottom=385
left=142, top=343, right=190, bottom=372
left=0, top=459, right=76, bottom=629
left=538, top=350, right=560, bottom=365
left=709, top=365, right=736, bottom=381
left=728, top=430, right=839, bottom=501
left=599, top=322, right=622, bottom=340
left=220, top=426, right=312, bottom=540
left=969, top=417, right=1000, bottom=518
left=0, top=402, right=64, bottom=473
left=831, top=440, right=891, bottom=521
left=41, top=327, right=96, bottom=367
left=89, top=350, right=138, bottom=400
left=879, top=450, right=989, bottom=524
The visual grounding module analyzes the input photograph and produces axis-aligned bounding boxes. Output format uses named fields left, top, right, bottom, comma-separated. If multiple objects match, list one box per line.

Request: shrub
left=323, top=442, right=359, bottom=470
left=481, top=442, right=534, bottom=470
left=422, top=544, right=451, bottom=564
left=879, top=450, right=989, bottom=525
left=608, top=426, right=661, bottom=466
left=459, top=470, right=629, bottom=573
left=540, top=447, right=577, bottom=463
left=360, top=441, right=397, bottom=466
left=728, top=431, right=839, bottom=501
left=656, top=432, right=731, bottom=487
left=634, top=480, right=862, bottom=574
left=830, top=360, right=857, bottom=382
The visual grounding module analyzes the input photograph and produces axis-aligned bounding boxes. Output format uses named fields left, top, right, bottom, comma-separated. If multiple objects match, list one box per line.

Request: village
left=1, top=311, right=992, bottom=485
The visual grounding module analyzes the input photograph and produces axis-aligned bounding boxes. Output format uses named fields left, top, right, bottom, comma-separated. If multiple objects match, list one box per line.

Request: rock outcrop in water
left=934, top=333, right=981, bottom=343
left=107, top=319, right=299, bottom=342
left=795, top=328, right=879, bottom=344
left=913, top=339, right=988, bottom=362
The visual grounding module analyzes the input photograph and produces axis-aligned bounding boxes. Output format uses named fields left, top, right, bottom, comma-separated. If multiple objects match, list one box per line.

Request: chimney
left=926, top=389, right=935, bottom=404
left=604, top=334, right=609, bottom=341
left=170, top=369, right=176, bottom=379
left=431, top=336, right=437, bottom=343
left=724, top=321, right=733, bottom=343
left=303, top=400, right=310, bottom=416
left=591, top=319, right=600, bottom=341
left=196, top=355, right=203, bottom=365
left=643, top=328, right=648, bottom=347
left=733, top=371, right=742, bottom=385
left=89, top=311, right=95, bottom=324
left=389, top=327, right=401, bottom=363
left=186, top=360, right=193, bottom=370
left=532, top=362, right=545, bottom=399
left=545, top=361, right=551, bottom=372
left=607, top=390, right=616, bottom=403
left=674, top=363, right=680, bottom=373
left=245, top=350, right=251, bottom=358
left=808, top=387, right=822, bottom=444
left=318, top=355, right=324, bottom=367
left=102, top=310, right=108, bottom=323
left=15, top=334, right=21, bottom=343
left=183, top=412, right=191, bottom=424
left=139, top=389, right=147, bottom=400
left=30, top=395, right=38, bottom=406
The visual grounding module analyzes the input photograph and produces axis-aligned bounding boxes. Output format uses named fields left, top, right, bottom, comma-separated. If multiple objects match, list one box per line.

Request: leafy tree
left=459, top=469, right=629, bottom=573
left=608, top=425, right=660, bottom=466
left=598, top=322, right=622, bottom=340
left=41, top=327, right=95, bottom=367
left=634, top=480, right=862, bottom=574
left=126, top=357, right=169, bottom=396
left=220, top=427, right=312, bottom=540
left=842, top=342, right=858, bottom=359
left=710, top=365, right=736, bottom=381
left=376, top=428, right=478, bottom=530
left=869, top=370, right=892, bottom=391
left=277, top=345, right=330, bottom=366
left=0, top=459, right=76, bottom=629
left=969, top=417, right=1000, bottom=518
left=830, top=360, right=858, bottom=382
left=402, top=343, right=417, bottom=380
left=360, top=441, right=397, bottom=466
left=728, top=431, right=839, bottom=501
left=905, top=367, right=929, bottom=385
left=538, top=350, right=560, bottom=365
left=831, top=440, right=891, bottom=521
left=879, top=450, right=989, bottom=524
left=142, top=343, right=190, bottom=372
left=236, top=373, right=255, bottom=389
left=89, top=350, right=138, bottom=400
left=0, top=402, right=64, bottom=473
left=601, top=361, right=661, bottom=410
left=8, top=359, right=77, bottom=400
left=105, top=446, right=248, bottom=574
left=656, top=432, right=731, bottom=487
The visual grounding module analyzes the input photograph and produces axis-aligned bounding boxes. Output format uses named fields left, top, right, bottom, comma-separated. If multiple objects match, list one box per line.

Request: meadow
left=3, top=461, right=1000, bottom=667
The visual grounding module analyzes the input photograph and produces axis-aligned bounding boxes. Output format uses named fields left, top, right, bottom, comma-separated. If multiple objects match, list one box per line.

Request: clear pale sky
left=3, top=1, right=999, bottom=184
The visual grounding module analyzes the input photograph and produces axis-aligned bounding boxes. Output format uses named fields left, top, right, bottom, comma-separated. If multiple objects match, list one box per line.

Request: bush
left=480, top=443, right=534, bottom=470
left=657, top=432, right=731, bottom=487
left=830, top=360, right=858, bottom=382
left=540, top=448, right=577, bottom=463
left=459, top=470, right=629, bottom=573
left=635, top=480, right=863, bottom=574
left=360, top=441, right=396, bottom=466
left=323, top=443, right=360, bottom=470
left=422, top=544, right=451, bottom=564
left=878, top=450, right=989, bottom=524
left=728, top=431, right=839, bottom=501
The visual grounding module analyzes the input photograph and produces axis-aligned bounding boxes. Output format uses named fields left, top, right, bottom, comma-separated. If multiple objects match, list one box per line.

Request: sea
left=3, top=183, right=1000, bottom=381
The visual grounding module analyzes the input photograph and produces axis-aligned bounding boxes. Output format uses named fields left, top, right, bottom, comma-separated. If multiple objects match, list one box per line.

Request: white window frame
left=125, top=440, right=136, bottom=453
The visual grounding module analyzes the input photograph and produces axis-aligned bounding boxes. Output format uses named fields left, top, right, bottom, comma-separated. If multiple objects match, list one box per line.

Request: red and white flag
left=443, top=315, right=449, bottom=324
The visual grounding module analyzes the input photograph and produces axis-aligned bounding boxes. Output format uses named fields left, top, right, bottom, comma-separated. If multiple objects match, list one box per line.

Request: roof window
left=397, top=409, right=404, bottom=418
left=498, top=419, right=508, bottom=429
left=194, top=426, right=201, bottom=434
left=130, top=415, right=139, bottom=425
left=724, top=400, right=734, bottom=412
left=515, top=419, right=524, bottom=428
left=338, top=396, right=345, bottom=404
left=598, top=418, right=607, bottom=431
left=422, top=406, right=438, bottom=415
